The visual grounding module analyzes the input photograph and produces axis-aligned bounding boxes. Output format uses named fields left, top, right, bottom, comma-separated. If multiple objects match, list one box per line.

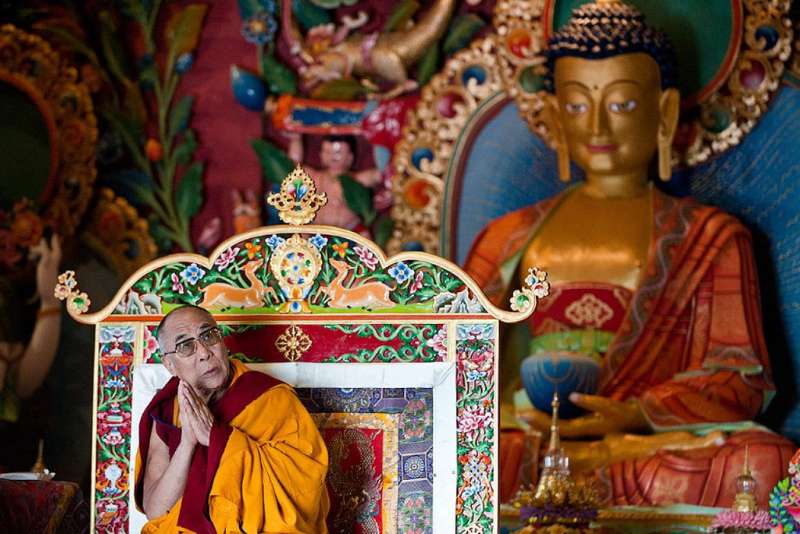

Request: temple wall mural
left=1, top=0, right=800, bottom=531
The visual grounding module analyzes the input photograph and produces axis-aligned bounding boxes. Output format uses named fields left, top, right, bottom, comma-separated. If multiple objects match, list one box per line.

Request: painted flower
left=58, top=270, right=77, bottom=289
left=409, top=270, right=424, bottom=295
left=180, top=263, right=205, bottom=285
left=458, top=404, right=491, bottom=434
left=399, top=398, right=431, bottom=440
left=143, top=327, right=160, bottom=362
left=309, top=234, right=328, bottom=250
left=99, top=459, right=125, bottom=495
left=457, top=324, right=493, bottom=342
left=241, top=11, right=277, bottom=45
left=425, top=326, right=448, bottom=360
left=215, top=247, right=240, bottom=271
left=458, top=450, right=491, bottom=500
left=265, top=235, right=284, bottom=250
left=0, top=229, right=20, bottom=267
left=101, top=428, right=124, bottom=445
left=68, top=292, right=91, bottom=314
left=331, top=241, right=349, bottom=258
left=354, top=245, right=378, bottom=270
left=100, top=326, right=135, bottom=344
left=510, top=289, right=531, bottom=312
left=171, top=273, right=185, bottom=294
left=54, top=283, right=71, bottom=301
left=104, top=375, right=126, bottom=389
left=10, top=209, right=43, bottom=247
left=524, top=267, right=550, bottom=298
left=398, top=495, right=432, bottom=532
left=175, top=52, right=194, bottom=74
left=95, top=500, right=128, bottom=531
left=465, top=370, right=486, bottom=382
left=388, top=262, right=414, bottom=284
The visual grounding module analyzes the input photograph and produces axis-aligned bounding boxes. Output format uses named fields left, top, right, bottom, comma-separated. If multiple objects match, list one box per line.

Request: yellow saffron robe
left=135, top=359, right=330, bottom=533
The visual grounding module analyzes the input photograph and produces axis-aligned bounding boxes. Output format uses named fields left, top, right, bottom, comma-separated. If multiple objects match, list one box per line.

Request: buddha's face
left=551, top=52, right=677, bottom=177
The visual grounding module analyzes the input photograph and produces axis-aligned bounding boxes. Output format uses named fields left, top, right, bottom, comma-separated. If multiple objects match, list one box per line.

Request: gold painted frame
left=0, top=24, right=97, bottom=238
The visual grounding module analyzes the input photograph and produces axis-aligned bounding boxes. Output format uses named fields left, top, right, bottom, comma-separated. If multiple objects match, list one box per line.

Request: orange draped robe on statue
left=465, top=188, right=795, bottom=507
left=134, top=359, right=330, bottom=534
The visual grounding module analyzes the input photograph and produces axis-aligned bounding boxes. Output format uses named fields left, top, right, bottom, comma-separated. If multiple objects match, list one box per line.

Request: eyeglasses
left=164, top=327, right=223, bottom=359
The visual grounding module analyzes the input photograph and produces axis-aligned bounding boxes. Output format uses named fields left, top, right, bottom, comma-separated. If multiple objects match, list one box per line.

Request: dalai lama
left=134, top=305, right=329, bottom=533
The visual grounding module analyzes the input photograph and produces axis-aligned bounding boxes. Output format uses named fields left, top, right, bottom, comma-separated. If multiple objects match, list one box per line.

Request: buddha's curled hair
left=544, top=0, right=678, bottom=92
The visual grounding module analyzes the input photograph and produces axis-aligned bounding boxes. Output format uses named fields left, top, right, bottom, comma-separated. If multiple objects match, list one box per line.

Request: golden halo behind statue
left=0, top=24, right=97, bottom=251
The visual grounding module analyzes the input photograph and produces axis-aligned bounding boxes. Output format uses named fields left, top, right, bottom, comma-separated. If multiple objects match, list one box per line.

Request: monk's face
left=160, top=307, right=230, bottom=397
left=552, top=53, right=669, bottom=176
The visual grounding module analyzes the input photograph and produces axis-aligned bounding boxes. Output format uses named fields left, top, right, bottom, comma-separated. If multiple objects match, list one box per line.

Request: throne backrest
left=58, top=171, right=547, bottom=533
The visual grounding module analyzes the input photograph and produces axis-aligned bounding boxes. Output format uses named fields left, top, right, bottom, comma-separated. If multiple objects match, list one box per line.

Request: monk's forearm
left=144, top=441, right=195, bottom=519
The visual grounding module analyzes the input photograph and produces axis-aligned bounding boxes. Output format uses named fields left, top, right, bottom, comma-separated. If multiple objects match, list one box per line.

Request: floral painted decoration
left=241, top=10, right=277, bottom=46
left=0, top=199, right=46, bottom=269
left=54, top=270, right=92, bottom=315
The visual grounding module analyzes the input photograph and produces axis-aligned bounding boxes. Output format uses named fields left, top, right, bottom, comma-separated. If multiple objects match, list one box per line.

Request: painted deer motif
left=200, top=260, right=278, bottom=309
left=320, top=258, right=394, bottom=310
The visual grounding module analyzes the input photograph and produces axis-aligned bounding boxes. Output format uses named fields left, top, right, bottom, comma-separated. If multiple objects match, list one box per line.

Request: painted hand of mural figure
left=465, top=0, right=795, bottom=508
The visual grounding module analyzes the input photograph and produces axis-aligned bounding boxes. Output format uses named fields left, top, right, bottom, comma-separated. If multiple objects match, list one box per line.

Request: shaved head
left=156, top=305, right=214, bottom=349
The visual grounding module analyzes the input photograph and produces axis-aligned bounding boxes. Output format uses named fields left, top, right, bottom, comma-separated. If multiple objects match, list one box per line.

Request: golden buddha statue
left=465, top=0, right=795, bottom=507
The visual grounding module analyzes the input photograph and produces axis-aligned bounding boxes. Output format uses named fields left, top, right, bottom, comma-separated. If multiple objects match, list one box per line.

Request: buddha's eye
left=565, top=102, right=588, bottom=115
left=608, top=100, right=637, bottom=113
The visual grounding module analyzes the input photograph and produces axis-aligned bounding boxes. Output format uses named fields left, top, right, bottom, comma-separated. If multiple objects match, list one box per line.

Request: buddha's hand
left=519, top=393, right=649, bottom=437
left=179, top=382, right=215, bottom=447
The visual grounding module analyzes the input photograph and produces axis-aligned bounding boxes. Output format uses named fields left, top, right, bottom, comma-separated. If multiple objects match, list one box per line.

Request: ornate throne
left=57, top=168, right=548, bottom=533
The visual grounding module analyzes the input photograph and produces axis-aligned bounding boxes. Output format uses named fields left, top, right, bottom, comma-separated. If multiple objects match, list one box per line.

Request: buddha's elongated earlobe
left=658, top=137, right=671, bottom=181
left=657, top=88, right=680, bottom=181
left=545, top=94, right=571, bottom=183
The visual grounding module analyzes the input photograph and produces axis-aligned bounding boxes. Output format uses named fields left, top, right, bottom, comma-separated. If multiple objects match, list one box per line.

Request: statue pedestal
left=500, top=504, right=720, bottom=533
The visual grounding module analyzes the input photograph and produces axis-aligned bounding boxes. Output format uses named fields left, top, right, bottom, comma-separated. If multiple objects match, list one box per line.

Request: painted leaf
left=36, top=24, right=102, bottom=67
left=176, top=161, right=205, bottom=220
left=338, top=174, right=374, bottom=224
left=261, top=52, right=298, bottom=95
left=442, top=14, right=485, bottom=56
left=98, top=11, right=133, bottom=83
left=165, top=4, right=209, bottom=57
left=416, top=42, right=439, bottom=86
left=238, top=0, right=272, bottom=20
left=308, top=0, right=357, bottom=8
left=292, top=0, right=331, bottom=32
left=122, top=80, right=147, bottom=127
left=102, top=110, right=146, bottom=166
left=168, top=95, right=194, bottom=138
left=372, top=213, right=394, bottom=249
left=174, top=129, right=198, bottom=166
left=101, top=169, right=155, bottom=208
left=385, top=0, right=420, bottom=32
left=310, top=78, right=370, bottom=101
left=148, top=215, right=174, bottom=252
left=251, top=138, right=294, bottom=185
